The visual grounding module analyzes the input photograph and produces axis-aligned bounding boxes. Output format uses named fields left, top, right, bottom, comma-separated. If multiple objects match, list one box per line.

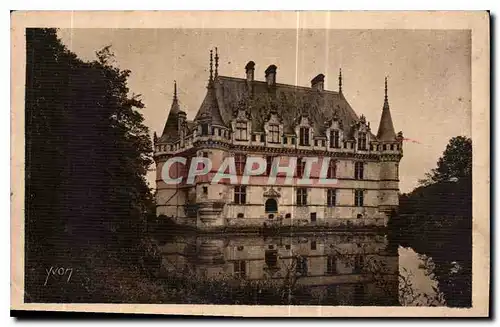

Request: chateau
left=153, top=49, right=404, bottom=230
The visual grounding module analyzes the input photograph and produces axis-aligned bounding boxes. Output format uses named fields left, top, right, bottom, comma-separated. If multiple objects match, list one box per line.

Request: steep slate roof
left=194, top=83, right=226, bottom=127
left=211, top=76, right=372, bottom=139
left=376, top=78, right=397, bottom=141
left=159, top=85, right=182, bottom=143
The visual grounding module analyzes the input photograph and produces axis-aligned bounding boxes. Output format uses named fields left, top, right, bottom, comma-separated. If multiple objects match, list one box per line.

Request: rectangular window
left=266, top=156, right=274, bottom=175
left=330, top=130, right=340, bottom=148
left=326, top=256, right=337, bottom=275
left=358, top=133, right=367, bottom=150
left=354, top=162, right=364, bottom=180
left=327, top=189, right=336, bottom=207
left=235, top=122, right=248, bottom=141
left=234, top=260, right=246, bottom=278
left=311, top=241, right=317, bottom=250
left=235, top=154, right=246, bottom=175
left=268, top=124, right=280, bottom=143
left=291, top=137, right=296, bottom=145
left=354, top=189, right=364, bottom=207
left=296, top=256, right=308, bottom=275
left=201, top=124, right=209, bottom=136
left=265, top=250, right=278, bottom=268
left=283, top=136, right=287, bottom=144
left=251, top=134, right=256, bottom=141
left=296, top=158, right=306, bottom=178
left=299, top=127, right=310, bottom=146
left=296, top=188, right=308, bottom=206
left=327, top=160, right=337, bottom=179
left=234, top=186, right=247, bottom=204
left=314, top=140, right=318, bottom=146
left=310, top=212, right=317, bottom=222
left=260, top=134, right=265, bottom=143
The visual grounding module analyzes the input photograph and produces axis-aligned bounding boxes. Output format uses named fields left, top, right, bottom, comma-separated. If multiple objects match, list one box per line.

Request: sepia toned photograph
left=10, top=11, right=489, bottom=317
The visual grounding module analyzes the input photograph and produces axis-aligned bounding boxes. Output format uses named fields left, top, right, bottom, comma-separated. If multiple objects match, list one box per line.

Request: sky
left=58, top=28, right=471, bottom=193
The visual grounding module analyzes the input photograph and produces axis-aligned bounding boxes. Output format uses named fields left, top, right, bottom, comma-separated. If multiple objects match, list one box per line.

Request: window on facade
left=383, top=144, right=387, bottom=151
left=211, top=127, right=216, bottom=135
left=327, top=189, right=337, bottom=207
left=235, top=154, right=246, bottom=175
left=283, top=136, right=288, bottom=144
left=326, top=256, right=337, bottom=275
left=296, top=188, right=308, bottom=206
left=310, top=212, right=317, bottom=222
left=390, top=144, right=394, bottom=151
left=251, top=134, right=256, bottom=141
left=343, top=141, right=348, bottom=148
left=237, top=213, right=244, bottom=218
left=314, top=140, right=318, bottom=146
left=234, top=260, right=246, bottom=278
left=327, top=160, right=337, bottom=179
left=260, top=134, right=265, bottom=143
left=285, top=213, right=291, bottom=219
left=291, top=137, right=296, bottom=145
left=265, top=250, right=278, bottom=268
left=296, top=256, right=308, bottom=275
left=268, top=124, right=280, bottom=143
left=234, top=186, right=247, bottom=204
left=218, top=129, right=222, bottom=136
left=296, top=158, right=306, bottom=178
left=358, top=133, right=367, bottom=150
left=266, top=156, right=274, bottom=175
left=201, top=124, right=209, bottom=136
left=354, top=255, right=364, bottom=273
left=354, top=162, right=364, bottom=180
left=202, top=186, right=208, bottom=194
left=299, top=127, right=310, bottom=146
left=311, top=241, right=317, bottom=250
left=354, top=189, right=364, bottom=207
left=235, top=122, right=248, bottom=141
left=330, top=130, right=340, bottom=148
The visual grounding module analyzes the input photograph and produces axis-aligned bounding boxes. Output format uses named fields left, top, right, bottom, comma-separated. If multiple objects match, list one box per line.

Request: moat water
left=153, top=232, right=447, bottom=306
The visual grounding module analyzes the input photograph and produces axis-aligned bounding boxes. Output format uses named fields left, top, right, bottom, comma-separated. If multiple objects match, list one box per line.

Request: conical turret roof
left=376, top=77, right=396, bottom=141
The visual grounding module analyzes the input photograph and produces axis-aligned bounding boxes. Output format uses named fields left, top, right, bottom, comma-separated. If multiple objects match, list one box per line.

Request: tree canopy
left=25, top=28, right=154, bottom=301
left=419, top=136, right=472, bottom=186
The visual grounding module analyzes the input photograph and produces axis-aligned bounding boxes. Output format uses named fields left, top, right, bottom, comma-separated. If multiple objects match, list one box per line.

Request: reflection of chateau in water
left=159, top=232, right=399, bottom=305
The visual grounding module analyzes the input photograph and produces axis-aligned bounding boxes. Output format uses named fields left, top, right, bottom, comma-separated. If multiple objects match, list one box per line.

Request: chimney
left=245, top=61, right=255, bottom=82
left=265, top=64, right=277, bottom=86
left=311, top=74, right=325, bottom=92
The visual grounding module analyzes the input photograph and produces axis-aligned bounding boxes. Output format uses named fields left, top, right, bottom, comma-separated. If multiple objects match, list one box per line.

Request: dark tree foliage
left=391, top=136, right=472, bottom=307
left=419, top=136, right=472, bottom=186
left=25, top=28, right=154, bottom=302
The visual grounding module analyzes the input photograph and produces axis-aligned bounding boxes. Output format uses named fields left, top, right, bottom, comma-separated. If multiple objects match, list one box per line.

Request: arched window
left=265, top=198, right=278, bottom=213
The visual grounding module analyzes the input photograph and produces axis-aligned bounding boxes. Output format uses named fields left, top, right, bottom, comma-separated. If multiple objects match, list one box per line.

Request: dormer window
left=358, top=133, right=367, bottom=150
left=299, top=127, right=310, bottom=146
left=268, top=124, right=280, bottom=143
left=330, top=130, right=340, bottom=148
left=235, top=122, right=248, bottom=141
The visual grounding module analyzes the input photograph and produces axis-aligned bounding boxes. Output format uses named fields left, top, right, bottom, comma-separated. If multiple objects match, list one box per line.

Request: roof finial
left=339, top=68, right=343, bottom=94
left=384, top=76, right=388, bottom=101
left=214, top=47, right=219, bottom=78
left=209, top=49, right=213, bottom=83
left=173, top=80, right=177, bottom=101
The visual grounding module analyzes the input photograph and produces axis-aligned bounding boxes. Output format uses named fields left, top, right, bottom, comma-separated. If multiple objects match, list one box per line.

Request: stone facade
left=153, top=49, right=404, bottom=230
